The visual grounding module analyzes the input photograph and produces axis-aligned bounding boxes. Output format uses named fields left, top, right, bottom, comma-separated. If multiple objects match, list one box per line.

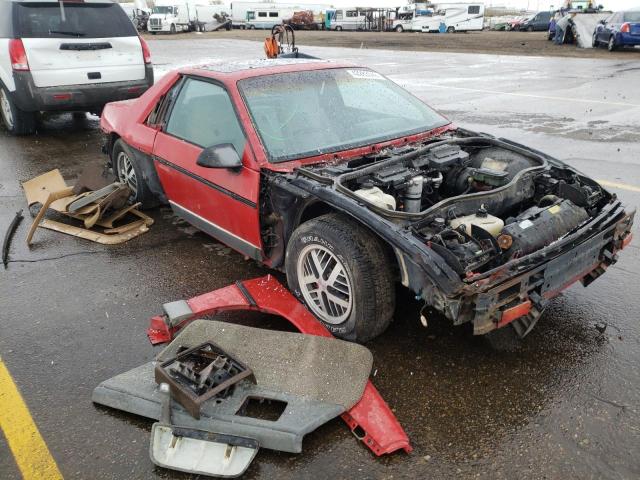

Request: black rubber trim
left=235, top=281, right=257, bottom=306
left=155, top=157, right=257, bottom=208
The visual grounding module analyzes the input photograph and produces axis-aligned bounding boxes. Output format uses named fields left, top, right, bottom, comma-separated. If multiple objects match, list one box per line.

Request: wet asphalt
left=1, top=39, right=639, bottom=479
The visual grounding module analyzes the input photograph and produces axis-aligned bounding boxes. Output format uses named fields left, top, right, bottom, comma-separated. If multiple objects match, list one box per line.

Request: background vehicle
left=391, top=3, right=484, bottom=33
left=326, top=7, right=369, bottom=31
left=0, top=0, right=153, bottom=135
left=120, top=0, right=151, bottom=31
left=231, top=2, right=328, bottom=29
left=148, top=0, right=225, bottom=34
left=519, top=10, right=552, bottom=31
left=100, top=60, right=633, bottom=344
left=593, top=10, right=640, bottom=51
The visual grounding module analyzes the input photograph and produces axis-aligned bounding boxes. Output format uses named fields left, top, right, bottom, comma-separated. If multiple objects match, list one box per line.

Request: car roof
left=182, top=58, right=356, bottom=80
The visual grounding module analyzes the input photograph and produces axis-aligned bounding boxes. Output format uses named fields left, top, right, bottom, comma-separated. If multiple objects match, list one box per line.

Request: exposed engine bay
left=298, top=134, right=609, bottom=277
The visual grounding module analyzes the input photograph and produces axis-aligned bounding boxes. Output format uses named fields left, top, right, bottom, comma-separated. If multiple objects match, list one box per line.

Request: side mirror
left=196, top=143, right=242, bottom=169
left=599, top=19, right=606, bottom=24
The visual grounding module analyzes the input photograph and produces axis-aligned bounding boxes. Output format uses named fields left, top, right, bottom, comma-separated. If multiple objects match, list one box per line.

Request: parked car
left=100, top=60, right=634, bottom=343
left=593, top=10, right=640, bottom=51
left=0, top=0, right=153, bottom=135
left=519, top=10, right=552, bottom=31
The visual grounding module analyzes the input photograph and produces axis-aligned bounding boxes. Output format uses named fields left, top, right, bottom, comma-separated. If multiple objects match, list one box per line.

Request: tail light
left=9, top=39, right=29, bottom=71
left=139, top=36, right=152, bottom=64
left=621, top=22, right=630, bottom=33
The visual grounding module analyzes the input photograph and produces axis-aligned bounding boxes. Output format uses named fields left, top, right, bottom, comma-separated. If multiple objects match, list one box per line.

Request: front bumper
left=468, top=205, right=634, bottom=334
left=11, top=65, right=154, bottom=112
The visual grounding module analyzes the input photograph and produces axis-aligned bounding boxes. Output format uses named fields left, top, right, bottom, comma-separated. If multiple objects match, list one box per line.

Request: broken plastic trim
left=147, top=276, right=412, bottom=456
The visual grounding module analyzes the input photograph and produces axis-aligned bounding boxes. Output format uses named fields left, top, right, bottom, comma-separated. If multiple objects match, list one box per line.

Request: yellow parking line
left=0, top=356, right=63, bottom=480
left=597, top=180, right=640, bottom=193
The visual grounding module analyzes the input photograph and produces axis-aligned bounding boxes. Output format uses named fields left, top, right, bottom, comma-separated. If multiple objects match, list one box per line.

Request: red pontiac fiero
left=101, top=59, right=634, bottom=343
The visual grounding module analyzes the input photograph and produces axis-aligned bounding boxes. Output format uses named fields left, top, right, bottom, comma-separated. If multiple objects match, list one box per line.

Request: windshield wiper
left=49, top=30, right=86, bottom=37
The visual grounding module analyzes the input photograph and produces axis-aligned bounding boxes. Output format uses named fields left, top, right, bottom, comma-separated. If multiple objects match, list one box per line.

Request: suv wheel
left=608, top=35, right=616, bottom=51
left=0, top=85, right=36, bottom=135
left=112, top=139, right=157, bottom=208
left=285, top=213, right=395, bottom=342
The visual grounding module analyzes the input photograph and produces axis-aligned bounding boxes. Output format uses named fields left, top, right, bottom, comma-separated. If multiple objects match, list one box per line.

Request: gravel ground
left=143, top=29, right=640, bottom=59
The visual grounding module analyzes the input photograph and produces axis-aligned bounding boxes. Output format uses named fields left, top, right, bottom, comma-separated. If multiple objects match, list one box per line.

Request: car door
left=152, top=76, right=263, bottom=260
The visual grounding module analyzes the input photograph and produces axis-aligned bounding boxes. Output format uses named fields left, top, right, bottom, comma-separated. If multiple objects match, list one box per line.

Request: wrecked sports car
left=101, top=59, right=634, bottom=342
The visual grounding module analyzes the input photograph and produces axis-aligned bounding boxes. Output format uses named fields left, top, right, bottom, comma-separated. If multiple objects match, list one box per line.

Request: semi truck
left=148, top=0, right=228, bottom=33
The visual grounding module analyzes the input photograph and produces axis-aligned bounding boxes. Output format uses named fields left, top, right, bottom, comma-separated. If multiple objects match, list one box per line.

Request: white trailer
left=325, top=7, right=369, bottom=31
left=148, top=0, right=226, bottom=33
left=230, top=2, right=329, bottom=29
left=392, top=2, right=484, bottom=33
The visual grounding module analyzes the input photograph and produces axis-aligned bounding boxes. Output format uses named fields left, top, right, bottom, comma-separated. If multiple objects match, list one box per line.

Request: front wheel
left=335, top=26, right=343, bottom=31
left=527, top=25, right=534, bottom=32
left=608, top=35, right=616, bottom=51
left=112, top=139, right=157, bottom=208
left=285, top=213, right=395, bottom=343
left=447, top=26, right=455, bottom=33
left=395, top=25, right=403, bottom=32
left=170, top=23, right=176, bottom=34
left=0, top=85, right=36, bottom=135
left=592, top=33, right=599, bottom=47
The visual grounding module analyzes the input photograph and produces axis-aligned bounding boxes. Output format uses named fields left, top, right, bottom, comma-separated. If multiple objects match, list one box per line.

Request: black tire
left=527, top=25, right=534, bottom=32
left=249, top=24, right=255, bottom=30
left=447, top=26, right=455, bottom=33
left=484, top=325, right=522, bottom=351
left=0, top=84, right=36, bottom=135
left=170, top=23, right=176, bottom=34
left=395, top=25, right=403, bottom=32
left=112, top=139, right=158, bottom=208
left=335, top=26, right=342, bottom=31
left=592, top=33, right=599, bottom=47
left=150, top=31, right=157, bottom=35
left=608, top=35, right=616, bottom=51
left=285, top=213, right=395, bottom=342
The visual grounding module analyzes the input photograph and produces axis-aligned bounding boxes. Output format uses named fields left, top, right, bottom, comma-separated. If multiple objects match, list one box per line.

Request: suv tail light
left=139, top=36, right=152, bottom=64
left=9, top=39, right=29, bottom=71
left=621, top=22, right=630, bottom=33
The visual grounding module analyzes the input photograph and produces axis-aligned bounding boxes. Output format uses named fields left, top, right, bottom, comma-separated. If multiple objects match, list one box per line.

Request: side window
left=147, top=79, right=182, bottom=126
left=269, top=12, right=278, bottom=18
left=0, top=1, right=12, bottom=37
left=336, top=11, right=343, bottom=20
left=468, top=5, right=480, bottom=14
left=346, top=10, right=357, bottom=18
left=247, top=11, right=255, bottom=20
left=165, top=79, right=246, bottom=156
left=258, top=12, right=266, bottom=17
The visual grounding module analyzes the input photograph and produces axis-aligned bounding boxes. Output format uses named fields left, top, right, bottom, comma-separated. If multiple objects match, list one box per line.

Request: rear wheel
left=112, top=139, right=157, bottom=208
left=527, top=25, right=534, bottom=32
left=447, top=26, right=455, bottom=33
left=285, top=213, right=395, bottom=342
left=395, top=25, right=403, bottom=32
left=0, top=85, right=36, bottom=136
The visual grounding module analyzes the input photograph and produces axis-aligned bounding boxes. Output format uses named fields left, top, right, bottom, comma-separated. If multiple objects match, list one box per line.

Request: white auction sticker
left=519, top=219, right=534, bottom=230
left=346, top=69, right=384, bottom=80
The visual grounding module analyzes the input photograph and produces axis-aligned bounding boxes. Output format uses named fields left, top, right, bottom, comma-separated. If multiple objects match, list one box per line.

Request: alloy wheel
left=116, top=151, right=138, bottom=197
left=0, top=89, right=14, bottom=129
left=296, top=244, right=353, bottom=324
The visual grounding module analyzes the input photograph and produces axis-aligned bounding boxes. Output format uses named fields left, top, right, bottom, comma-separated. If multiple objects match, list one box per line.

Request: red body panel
left=147, top=275, right=412, bottom=456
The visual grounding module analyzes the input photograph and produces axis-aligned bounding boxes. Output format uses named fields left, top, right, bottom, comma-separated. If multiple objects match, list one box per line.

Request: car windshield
left=624, top=12, right=640, bottom=22
left=239, top=68, right=449, bottom=163
left=15, top=2, right=137, bottom=38
left=152, top=6, right=174, bottom=14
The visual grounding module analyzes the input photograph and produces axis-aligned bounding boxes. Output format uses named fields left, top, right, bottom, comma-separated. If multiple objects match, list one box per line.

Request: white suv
left=0, top=0, right=153, bottom=135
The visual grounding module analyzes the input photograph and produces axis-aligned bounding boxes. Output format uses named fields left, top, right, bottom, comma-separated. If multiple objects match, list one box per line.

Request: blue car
left=593, top=10, right=640, bottom=51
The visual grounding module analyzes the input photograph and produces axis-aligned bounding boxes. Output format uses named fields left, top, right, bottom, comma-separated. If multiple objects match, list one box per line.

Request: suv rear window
left=15, top=2, right=137, bottom=38
left=623, top=12, right=640, bottom=22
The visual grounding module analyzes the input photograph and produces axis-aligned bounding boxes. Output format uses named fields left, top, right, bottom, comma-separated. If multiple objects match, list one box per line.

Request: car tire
left=527, top=25, right=534, bottom=32
left=285, top=213, right=395, bottom=342
left=447, top=26, right=455, bottom=33
left=170, top=23, right=176, bottom=34
left=335, top=26, right=343, bottom=31
left=592, top=33, right=599, bottom=47
left=608, top=35, right=616, bottom=51
left=249, top=24, right=255, bottom=30
left=112, top=139, right=158, bottom=209
left=395, top=25, right=403, bottom=32
left=0, top=85, right=36, bottom=136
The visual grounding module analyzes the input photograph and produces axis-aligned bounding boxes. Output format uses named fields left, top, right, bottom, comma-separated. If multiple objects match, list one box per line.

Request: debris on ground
left=22, top=168, right=153, bottom=245
left=2, top=210, right=23, bottom=267
left=93, top=276, right=411, bottom=477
